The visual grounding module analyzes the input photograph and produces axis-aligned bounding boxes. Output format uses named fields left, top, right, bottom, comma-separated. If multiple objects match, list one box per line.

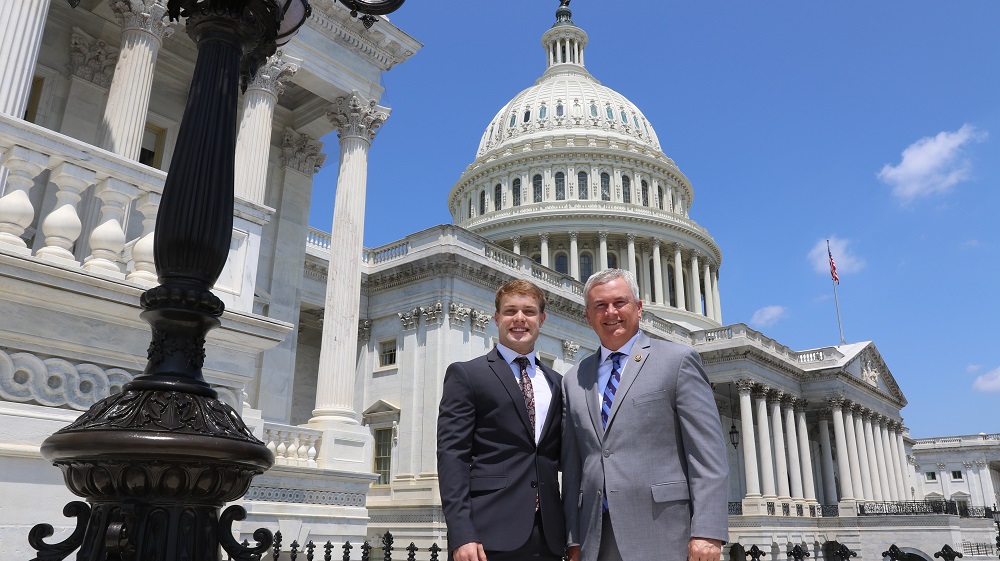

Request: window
left=556, top=103, right=564, bottom=117
left=523, top=109, right=531, bottom=123
left=23, top=76, right=44, bottom=124
left=620, top=110, right=628, bottom=124
left=606, top=106, right=614, bottom=120
left=580, top=253, right=593, bottom=281
left=622, top=175, right=631, bottom=204
left=494, top=184, right=502, bottom=211
left=641, top=180, right=649, bottom=207
left=373, top=428, right=392, bottom=485
left=925, top=472, right=937, bottom=482
left=379, top=340, right=397, bottom=367
left=578, top=171, right=588, bottom=200
left=509, top=114, right=516, bottom=128
left=555, top=253, right=568, bottom=274
left=139, top=123, right=167, bottom=169
left=590, top=103, right=598, bottom=118
left=478, top=190, right=486, bottom=215
left=607, top=253, right=618, bottom=269
left=952, top=470, right=964, bottom=481
left=539, top=105, right=547, bottom=119
left=600, top=173, right=611, bottom=201
left=512, top=178, right=521, bottom=206
left=533, top=174, right=543, bottom=203
left=657, top=186, right=664, bottom=210
left=633, top=115, right=641, bottom=130
left=555, top=172, right=565, bottom=200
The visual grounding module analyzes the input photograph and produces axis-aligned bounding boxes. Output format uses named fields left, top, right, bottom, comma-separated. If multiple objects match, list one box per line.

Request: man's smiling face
left=585, top=277, right=643, bottom=351
left=494, top=293, right=546, bottom=355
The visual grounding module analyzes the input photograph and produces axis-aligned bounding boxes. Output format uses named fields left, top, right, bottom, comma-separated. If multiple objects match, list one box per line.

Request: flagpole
left=828, top=239, right=846, bottom=345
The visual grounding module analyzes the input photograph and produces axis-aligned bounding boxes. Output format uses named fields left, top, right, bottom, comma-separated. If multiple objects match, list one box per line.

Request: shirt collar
left=599, top=331, right=641, bottom=363
left=496, top=343, right=537, bottom=367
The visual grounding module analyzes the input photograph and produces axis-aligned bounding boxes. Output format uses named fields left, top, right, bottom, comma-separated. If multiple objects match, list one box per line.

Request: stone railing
left=366, top=239, right=409, bottom=265
left=914, top=434, right=1000, bottom=447
left=0, top=113, right=269, bottom=311
left=263, top=422, right=322, bottom=468
left=306, top=227, right=332, bottom=251
left=691, top=323, right=843, bottom=367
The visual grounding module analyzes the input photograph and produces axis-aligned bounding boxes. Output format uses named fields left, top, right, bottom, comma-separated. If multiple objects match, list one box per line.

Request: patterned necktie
left=602, top=352, right=625, bottom=429
left=514, top=356, right=536, bottom=434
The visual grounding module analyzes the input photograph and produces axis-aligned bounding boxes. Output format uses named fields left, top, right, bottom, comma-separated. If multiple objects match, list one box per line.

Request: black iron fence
left=819, top=504, right=840, bottom=517
left=857, top=500, right=993, bottom=517
left=962, top=541, right=995, bottom=556
left=732, top=542, right=966, bottom=561
left=729, top=501, right=743, bottom=515
left=229, top=532, right=443, bottom=561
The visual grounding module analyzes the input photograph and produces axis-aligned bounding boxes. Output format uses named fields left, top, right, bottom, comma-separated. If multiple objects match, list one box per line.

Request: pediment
left=843, top=343, right=907, bottom=405
left=363, top=399, right=400, bottom=416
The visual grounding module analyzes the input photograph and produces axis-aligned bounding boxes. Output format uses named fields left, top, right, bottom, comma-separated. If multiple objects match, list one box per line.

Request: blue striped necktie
left=602, top=352, right=625, bottom=429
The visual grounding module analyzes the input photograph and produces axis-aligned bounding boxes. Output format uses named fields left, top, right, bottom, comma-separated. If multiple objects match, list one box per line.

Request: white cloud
left=973, top=366, right=1000, bottom=392
left=750, top=305, right=787, bottom=328
left=808, top=237, right=865, bottom=278
left=967, top=364, right=983, bottom=374
left=877, top=124, right=987, bottom=203
left=960, top=239, right=981, bottom=250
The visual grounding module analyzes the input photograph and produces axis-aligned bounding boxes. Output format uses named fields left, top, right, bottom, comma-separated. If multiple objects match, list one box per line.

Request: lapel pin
left=634, top=354, right=642, bottom=362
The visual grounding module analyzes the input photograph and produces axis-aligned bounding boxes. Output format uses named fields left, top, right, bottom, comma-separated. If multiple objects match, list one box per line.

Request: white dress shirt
left=496, top=343, right=552, bottom=443
left=596, top=331, right=641, bottom=408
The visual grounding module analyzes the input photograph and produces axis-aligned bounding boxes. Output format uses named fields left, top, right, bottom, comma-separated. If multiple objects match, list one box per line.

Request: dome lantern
left=542, top=0, right=588, bottom=70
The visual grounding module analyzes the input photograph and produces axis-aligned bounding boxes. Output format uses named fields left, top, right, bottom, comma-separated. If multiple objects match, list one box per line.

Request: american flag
left=828, top=246, right=840, bottom=284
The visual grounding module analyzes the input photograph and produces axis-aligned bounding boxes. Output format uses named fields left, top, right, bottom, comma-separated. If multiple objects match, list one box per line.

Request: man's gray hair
left=583, top=268, right=640, bottom=305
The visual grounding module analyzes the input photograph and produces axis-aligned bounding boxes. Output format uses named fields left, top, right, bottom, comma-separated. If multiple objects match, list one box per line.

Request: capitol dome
left=448, top=1, right=724, bottom=331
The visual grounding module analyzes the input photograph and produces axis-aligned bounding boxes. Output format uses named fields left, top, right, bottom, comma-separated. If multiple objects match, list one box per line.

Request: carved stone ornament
left=470, top=309, right=492, bottom=333
left=0, top=348, right=134, bottom=411
left=245, top=50, right=299, bottom=96
left=281, top=127, right=327, bottom=175
left=861, top=348, right=881, bottom=387
left=562, top=340, right=580, bottom=361
left=734, top=378, right=755, bottom=394
left=68, top=28, right=118, bottom=88
left=398, top=307, right=420, bottom=330
left=327, top=92, right=390, bottom=142
left=358, top=318, right=372, bottom=343
left=109, top=0, right=175, bottom=40
left=449, top=301, right=471, bottom=328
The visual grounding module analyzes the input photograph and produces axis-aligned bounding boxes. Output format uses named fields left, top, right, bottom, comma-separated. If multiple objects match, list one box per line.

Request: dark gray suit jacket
left=561, top=331, right=728, bottom=561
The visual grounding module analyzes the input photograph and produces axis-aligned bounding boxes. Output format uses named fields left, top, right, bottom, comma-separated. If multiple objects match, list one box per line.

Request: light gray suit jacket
left=561, top=331, right=728, bottom=561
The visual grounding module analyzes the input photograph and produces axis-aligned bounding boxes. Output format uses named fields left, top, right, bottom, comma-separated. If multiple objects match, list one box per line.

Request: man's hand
left=567, top=545, right=581, bottom=561
left=688, top=537, right=723, bottom=561
left=452, top=542, right=487, bottom=561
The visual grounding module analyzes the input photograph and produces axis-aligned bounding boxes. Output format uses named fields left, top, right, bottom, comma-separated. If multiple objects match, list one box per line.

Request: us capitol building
left=0, top=2, right=996, bottom=560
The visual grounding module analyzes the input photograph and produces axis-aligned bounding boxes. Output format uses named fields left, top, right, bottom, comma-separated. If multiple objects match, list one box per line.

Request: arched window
left=508, top=114, right=516, bottom=128
left=622, top=175, right=631, bottom=204
left=555, top=253, right=568, bottom=274
left=523, top=108, right=531, bottom=123
left=607, top=253, right=618, bottom=269
left=590, top=103, right=599, bottom=118
left=620, top=109, right=628, bottom=124
left=533, top=174, right=543, bottom=203
left=641, top=180, right=649, bottom=207
left=556, top=103, right=564, bottom=117
left=494, top=184, right=502, bottom=211
left=580, top=253, right=593, bottom=282
left=606, top=106, right=615, bottom=120
left=478, top=190, right=486, bottom=215
left=578, top=171, right=588, bottom=200
left=657, top=185, right=664, bottom=210
left=539, top=105, right=547, bottom=119
left=600, top=173, right=611, bottom=201
left=555, top=172, right=565, bottom=200
left=512, top=178, right=521, bottom=206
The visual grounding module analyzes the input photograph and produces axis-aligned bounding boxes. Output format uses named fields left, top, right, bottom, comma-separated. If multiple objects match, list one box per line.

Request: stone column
left=861, top=410, right=883, bottom=501
left=782, top=396, right=804, bottom=504
left=977, top=461, right=996, bottom=506
left=844, top=404, right=870, bottom=501
left=872, top=415, right=892, bottom=501
left=769, top=391, right=791, bottom=502
left=626, top=233, right=636, bottom=277
left=939, top=463, right=951, bottom=501
left=570, top=231, right=579, bottom=279
left=736, top=380, right=761, bottom=502
left=83, top=177, right=139, bottom=277
left=880, top=419, right=900, bottom=501
left=829, top=398, right=855, bottom=501
left=310, top=93, right=389, bottom=469
left=97, top=0, right=174, bottom=159
left=652, top=239, right=664, bottom=305
left=703, top=260, right=715, bottom=321
left=639, top=243, right=651, bottom=302
left=0, top=146, right=48, bottom=254
left=713, top=269, right=723, bottom=323
left=673, top=243, right=686, bottom=311
left=690, top=251, right=703, bottom=315
left=234, top=52, right=298, bottom=204
left=0, top=0, right=51, bottom=118
left=795, top=400, right=818, bottom=504
left=598, top=231, right=608, bottom=271
left=893, top=424, right=910, bottom=499
left=818, top=411, right=838, bottom=503
left=512, top=235, right=521, bottom=255
left=125, top=192, right=159, bottom=285
left=540, top=232, right=550, bottom=267
left=754, top=385, right=776, bottom=500
left=34, top=163, right=95, bottom=265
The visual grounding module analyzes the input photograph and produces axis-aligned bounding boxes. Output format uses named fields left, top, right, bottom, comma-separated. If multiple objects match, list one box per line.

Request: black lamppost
left=27, top=1, right=404, bottom=560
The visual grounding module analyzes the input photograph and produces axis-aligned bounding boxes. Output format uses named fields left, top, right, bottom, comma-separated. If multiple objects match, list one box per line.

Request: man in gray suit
left=562, top=269, right=728, bottom=561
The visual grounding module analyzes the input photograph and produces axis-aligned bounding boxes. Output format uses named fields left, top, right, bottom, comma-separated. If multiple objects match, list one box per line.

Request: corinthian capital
left=281, top=128, right=327, bottom=176
left=108, top=0, right=175, bottom=40
left=246, top=51, right=300, bottom=97
left=328, top=92, right=391, bottom=142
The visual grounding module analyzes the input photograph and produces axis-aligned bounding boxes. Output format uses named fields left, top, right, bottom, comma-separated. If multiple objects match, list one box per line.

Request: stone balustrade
left=263, top=422, right=323, bottom=468
left=306, top=227, right=332, bottom=251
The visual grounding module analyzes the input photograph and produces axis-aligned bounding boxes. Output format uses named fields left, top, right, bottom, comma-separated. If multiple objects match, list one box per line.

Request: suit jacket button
left=603, top=449, right=611, bottom=458
left=531, top=480, right=538, bottom=488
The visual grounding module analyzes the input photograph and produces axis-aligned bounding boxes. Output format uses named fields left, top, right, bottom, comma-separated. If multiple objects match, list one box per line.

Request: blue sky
left=308, top=1, right=1000, bottom=438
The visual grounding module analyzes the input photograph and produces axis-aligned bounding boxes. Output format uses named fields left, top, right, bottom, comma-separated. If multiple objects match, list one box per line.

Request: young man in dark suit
left=437, top=279, right=565, bottom=561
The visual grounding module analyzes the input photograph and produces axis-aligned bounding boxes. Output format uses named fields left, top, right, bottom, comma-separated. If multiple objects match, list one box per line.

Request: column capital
left=849, top=402, right=863, bottom=414
left=858, top=407, right=873, bottom=419
left=652, top=237, right=661, bottom=249
left=639, top=242, right=650, bottom=253
left=937, top=463, right=947, bottom=470
left=245, top=51, right=299, bottom=97
left=511, top=235, right=521, bottom=244
left=827, top=396, right=847, bottom=409
left=69, top=28, right=118, bottom=88
left=964, top=462, right=974, bottom=469
left=280, top=128, right=327, bottom=176
left=751, top=384, right=770, bottom=399
left=598, top=231, right=609, bottom=241
left=767, top=390, right=784, bottom=405
left=109, top=0, right=175, bottom=40
left=735, top=378, right=755, bottom=394
left=569, top=231, right=578, bottom=241
left=626, top=233, right=636, bottom=243
left=673, top=242, right=684, bottom=253
left=328, top=92, right=390, bottom=142
left=977, top=460, right=989, bottom=468
left=794, top=398, right=809, bottom=412
left=540, top=232, right=550, bottom=242
left=817, top=408, right=831, bottom=422
left=780, top=393, right=796, bottom=408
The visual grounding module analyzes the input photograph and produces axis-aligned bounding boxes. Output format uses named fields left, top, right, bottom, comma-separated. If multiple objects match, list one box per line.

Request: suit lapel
left=605, top=332, right=652, bottom=433
left=487, top=348, right=534, bottom=438
left=537, top=363, right=561, bottom=441
left=579, top=352, right=603, bottom=440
